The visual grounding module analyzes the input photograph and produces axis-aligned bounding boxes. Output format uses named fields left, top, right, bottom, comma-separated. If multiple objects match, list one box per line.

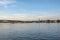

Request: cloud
left=0, top=11, right=60, bottom=20
left=0, top=13, right=40, bottom=21
left=7, top=14, right=38, bottom=21
left=0, top=13, right=60, bottom=20
left=0, top=0, right=16, bottom=8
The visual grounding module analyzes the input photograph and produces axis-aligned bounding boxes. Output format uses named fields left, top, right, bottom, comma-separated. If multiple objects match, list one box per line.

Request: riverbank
left=0, top=20, right=60, bottom=23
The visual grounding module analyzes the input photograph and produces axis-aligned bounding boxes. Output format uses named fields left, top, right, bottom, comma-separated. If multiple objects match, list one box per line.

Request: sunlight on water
left=0, top=23, right=60, bottom=40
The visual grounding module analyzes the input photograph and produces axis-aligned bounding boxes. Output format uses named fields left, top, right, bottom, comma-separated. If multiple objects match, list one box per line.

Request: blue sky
left=0, top=0, right=60, bottom=20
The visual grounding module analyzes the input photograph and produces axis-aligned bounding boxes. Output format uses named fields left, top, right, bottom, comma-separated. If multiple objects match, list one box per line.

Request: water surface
left=0, top=23, right=60, bottom=40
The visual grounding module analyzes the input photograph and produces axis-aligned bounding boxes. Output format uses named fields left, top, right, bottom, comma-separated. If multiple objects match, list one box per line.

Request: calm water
left=0, top=23, right=60, bottom=40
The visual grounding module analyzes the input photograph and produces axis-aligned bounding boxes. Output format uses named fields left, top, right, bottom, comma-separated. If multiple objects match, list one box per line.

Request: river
left=0, top=23, right=60, bottom=40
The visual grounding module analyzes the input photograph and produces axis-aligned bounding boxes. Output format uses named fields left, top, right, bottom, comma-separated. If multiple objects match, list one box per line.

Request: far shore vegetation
left=0, top=20, right=60, bottom=23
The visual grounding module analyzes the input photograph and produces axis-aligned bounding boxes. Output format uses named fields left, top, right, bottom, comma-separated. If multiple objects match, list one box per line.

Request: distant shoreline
left=0, top=20, right=60, bottom=23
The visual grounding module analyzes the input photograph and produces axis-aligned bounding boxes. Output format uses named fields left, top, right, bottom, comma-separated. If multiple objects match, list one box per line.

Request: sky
left=0, top=0, right=60, bottom=20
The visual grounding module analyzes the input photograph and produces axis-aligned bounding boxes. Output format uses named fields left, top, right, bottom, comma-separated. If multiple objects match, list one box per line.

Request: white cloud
left=0, top=0, right=16, bottom=8
left=0, top=11, right=60, bottom=20
left=0, top=13, right=40, bottom=21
